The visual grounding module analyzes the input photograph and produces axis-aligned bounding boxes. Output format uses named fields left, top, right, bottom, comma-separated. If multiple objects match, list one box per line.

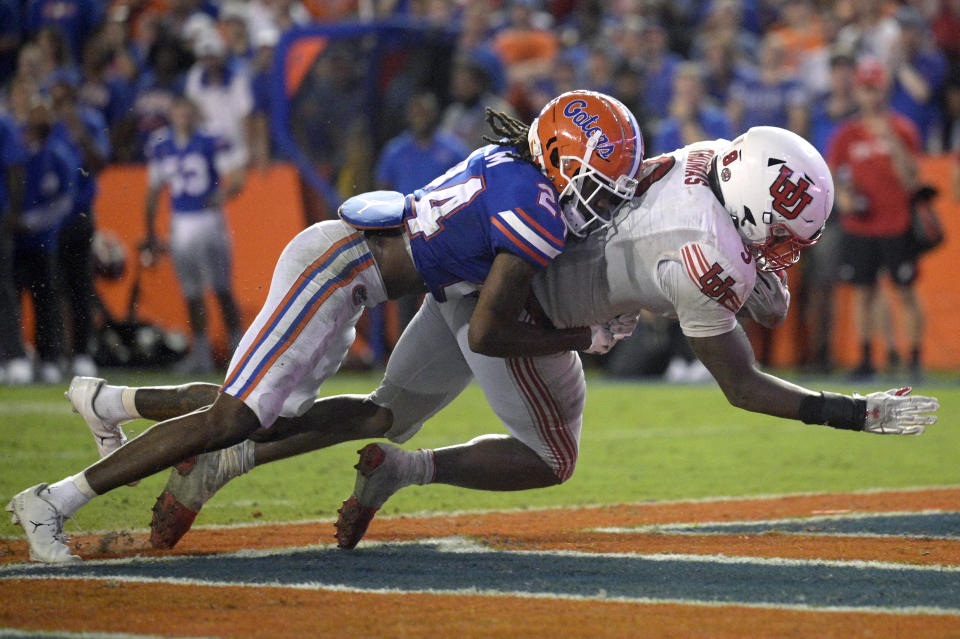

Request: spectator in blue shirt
left=798, top=50, right=859, bottom=375
left=807, top=51, right=859, bottom=156
left=375, top=92, right=469, bottom=329
left=727, top=32, right=807, bottom=134
left=25, top=0, right=105, bottom=64
left=633, top=20, right=683, bottom=121
left=13, top=96, right=76, bottom=384
left=0, top=112, right=31, bottom=384
left=376, top=93, right=470, bottom=197
left=652, top=62, right=731, bottom=156
left=49, top=71, right=110, bottom=377
left=888, top=7, right=949, bottom=149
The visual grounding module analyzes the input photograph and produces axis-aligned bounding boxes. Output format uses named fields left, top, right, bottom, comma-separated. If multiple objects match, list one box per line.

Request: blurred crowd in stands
left=2, top=0, right=960, bottom=384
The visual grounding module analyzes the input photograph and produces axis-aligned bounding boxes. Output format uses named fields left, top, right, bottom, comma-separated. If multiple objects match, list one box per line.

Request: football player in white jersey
left=49, top=127, right=938, bottom=555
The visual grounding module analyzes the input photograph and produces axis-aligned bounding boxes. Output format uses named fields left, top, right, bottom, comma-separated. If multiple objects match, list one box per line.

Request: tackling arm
left=468, top=251, right=591, bottom=358
left=688, top=325, right=938, bottom=434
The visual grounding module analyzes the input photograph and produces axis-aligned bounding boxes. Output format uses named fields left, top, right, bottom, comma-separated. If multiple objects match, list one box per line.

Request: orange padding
left=21, top=156, right=960, bottom=370
left=93, top=164, right=308, bottom=362
left=766, top=154, right=960, bottom=369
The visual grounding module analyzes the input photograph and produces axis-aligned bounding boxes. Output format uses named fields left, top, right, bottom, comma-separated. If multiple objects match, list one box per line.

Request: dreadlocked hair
left=482, top=108, right=536, bottom=165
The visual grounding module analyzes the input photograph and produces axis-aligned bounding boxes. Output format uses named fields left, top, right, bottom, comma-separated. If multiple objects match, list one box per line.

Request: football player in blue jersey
left=143, top=95, right=245, bottom=374
left=11, top=90, right=645, bottom=561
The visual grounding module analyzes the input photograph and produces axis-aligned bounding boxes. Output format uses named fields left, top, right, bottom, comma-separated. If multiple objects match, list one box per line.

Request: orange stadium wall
left=768, top=155, right=960, bottom=371
left=92, top=164, right=306, bottom=362
left=21, top=157, right=960, bottom=371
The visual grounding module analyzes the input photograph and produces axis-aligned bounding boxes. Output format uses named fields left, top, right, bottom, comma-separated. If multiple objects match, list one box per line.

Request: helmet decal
left=561, top=98, right=616, bottom=159
left=769, top=165, right=813, bottom=220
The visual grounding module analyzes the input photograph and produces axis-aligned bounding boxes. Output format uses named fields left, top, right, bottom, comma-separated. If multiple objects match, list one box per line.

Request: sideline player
left=8, top=90, right=644, bottom=562
left=144, top=95, right=245, bottom=373
left=63, top=127, right=937, bottom=553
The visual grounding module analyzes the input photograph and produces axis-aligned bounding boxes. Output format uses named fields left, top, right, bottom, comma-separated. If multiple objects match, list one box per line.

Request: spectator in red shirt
left=827, top=57, right=925, bottom=378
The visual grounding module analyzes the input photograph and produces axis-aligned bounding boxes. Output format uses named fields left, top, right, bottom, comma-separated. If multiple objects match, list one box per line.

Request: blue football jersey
left=146, top=127, right=228, bottom=214
left=18, top=134, right=76, bottom=250
left=404, top=144, right=566, bottom=301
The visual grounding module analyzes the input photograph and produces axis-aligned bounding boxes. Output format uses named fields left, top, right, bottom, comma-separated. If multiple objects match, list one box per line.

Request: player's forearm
left=720, top=367, right=814, bottom=419
left=468, top=321, right=590, bottom=358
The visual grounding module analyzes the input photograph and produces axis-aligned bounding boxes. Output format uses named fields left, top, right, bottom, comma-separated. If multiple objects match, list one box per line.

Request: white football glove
left=856, top=387, right=939, bottom=435
left=743, top=270, right=790, bottom=329
left=585, top=312, right=641, bottom=355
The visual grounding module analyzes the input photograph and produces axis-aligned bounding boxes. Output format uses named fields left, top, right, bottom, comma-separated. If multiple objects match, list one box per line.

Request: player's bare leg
left=149, top=393, right=393, bottom=548
left=12, top=391, right=261, bottom=561
left=133, top=383, right=221, bottom=420
left=335, top=435, right=559, bottom=549
left=82, top=393, right=259, bottom=491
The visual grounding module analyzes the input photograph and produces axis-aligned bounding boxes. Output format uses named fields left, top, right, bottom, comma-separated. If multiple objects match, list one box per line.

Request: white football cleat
left=7, top=484, right=80, bottom=563
left=38, top=361, right=63, bottom=385
left=5, top=357, right=33, bottom=385
left=65, top=376, right=128, bottom=458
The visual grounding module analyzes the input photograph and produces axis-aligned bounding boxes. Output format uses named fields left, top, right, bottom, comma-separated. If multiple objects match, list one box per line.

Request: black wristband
left=798, top=392, right=866, bottom=431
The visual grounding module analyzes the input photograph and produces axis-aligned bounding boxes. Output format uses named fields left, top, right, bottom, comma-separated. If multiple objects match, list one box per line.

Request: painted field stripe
left=6, top=578, right=960, bottom=639
left=5, top=572, right=960, bottom=618
left=597, top=510, right=960, bottom=539
left=6, top=539, right=960, bottom=613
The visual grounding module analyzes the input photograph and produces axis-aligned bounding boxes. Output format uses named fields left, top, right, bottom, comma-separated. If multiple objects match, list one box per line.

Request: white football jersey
left=533, top=140, right=757, bottom=338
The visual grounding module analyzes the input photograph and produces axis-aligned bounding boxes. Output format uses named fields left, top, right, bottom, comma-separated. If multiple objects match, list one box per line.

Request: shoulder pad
left=338, top=191, right=406, bottom=230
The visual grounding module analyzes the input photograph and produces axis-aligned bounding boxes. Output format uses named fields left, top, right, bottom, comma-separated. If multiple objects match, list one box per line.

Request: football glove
left=743, top=270, right=790, bottom=329
left=585, top=312, right=640, bottom=355
left=856, top=387, right=939, bottom=435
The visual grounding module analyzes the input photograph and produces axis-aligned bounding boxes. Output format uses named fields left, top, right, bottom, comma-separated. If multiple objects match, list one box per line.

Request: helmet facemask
left=553, top=131, right=639, bottom=237
left=746, top=222, right=823, bottom=272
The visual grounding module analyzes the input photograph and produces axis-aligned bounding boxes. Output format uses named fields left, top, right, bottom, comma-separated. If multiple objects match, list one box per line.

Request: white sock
left=412, top=449, right=435, bottom=486
left=219, top=440, right=256, bottom=478
left=45, top=473, right=96, bottom=518
left=93, top=385, right=140, bottom=422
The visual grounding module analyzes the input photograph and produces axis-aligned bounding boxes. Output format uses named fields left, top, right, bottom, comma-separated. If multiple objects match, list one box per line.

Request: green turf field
left=0, top=370, right=956, bottom=538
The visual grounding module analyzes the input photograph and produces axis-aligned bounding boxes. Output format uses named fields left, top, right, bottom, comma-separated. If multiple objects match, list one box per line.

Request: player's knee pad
left=371, top=378, right=459, bottom=444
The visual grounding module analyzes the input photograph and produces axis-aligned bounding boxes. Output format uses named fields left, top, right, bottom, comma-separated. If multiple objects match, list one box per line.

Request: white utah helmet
left=715, top=126, right=834, bottom=272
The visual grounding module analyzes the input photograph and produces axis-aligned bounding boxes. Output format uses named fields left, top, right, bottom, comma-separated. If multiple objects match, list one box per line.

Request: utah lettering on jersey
left=680, top=243, right=743, bottom=313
